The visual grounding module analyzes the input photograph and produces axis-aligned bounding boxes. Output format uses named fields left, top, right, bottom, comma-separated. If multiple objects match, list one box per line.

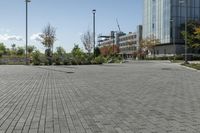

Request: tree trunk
left=153, top=48, right=156, bottom=59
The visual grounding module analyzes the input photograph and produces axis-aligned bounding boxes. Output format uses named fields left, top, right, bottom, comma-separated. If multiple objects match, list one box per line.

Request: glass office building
left=143, top=0, right=200, bottom=55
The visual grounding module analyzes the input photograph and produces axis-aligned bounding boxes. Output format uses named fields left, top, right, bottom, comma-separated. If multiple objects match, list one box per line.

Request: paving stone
left=0, top=62, right=200, bottom=132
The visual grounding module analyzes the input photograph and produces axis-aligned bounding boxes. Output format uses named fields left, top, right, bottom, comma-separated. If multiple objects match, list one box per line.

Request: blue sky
left=0, top=0, right=143, bottom=52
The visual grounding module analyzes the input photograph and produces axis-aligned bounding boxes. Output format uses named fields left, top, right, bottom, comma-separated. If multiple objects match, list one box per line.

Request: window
left=164, top=49, right=166, bottom=55
left=157, top=50, right=159, bottom=55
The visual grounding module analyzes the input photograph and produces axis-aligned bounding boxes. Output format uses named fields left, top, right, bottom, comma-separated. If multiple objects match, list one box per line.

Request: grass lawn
left=182, top=63, right=200, bottom=70
left=170, top=60, right=184, bottom=63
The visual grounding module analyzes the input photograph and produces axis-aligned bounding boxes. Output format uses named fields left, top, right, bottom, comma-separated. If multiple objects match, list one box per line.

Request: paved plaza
left=0, top=62, right=200, bottom=133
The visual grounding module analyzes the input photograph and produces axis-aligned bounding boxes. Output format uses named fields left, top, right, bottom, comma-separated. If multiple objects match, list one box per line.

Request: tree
left=94, top=47, right=101, bottom=57
left=71, top=44, right=84, bottom=57
left=71, top=44, right=87, bottom=64
left=32, top=50, right=41, bottom=65
left=16, top=47, right=25, bottom=56
left=100, top=45, right=120, bottom=57
left=181, top=20, right=200, bottom=49
left=56, top=46, right=66, bottom=57
left=40, top=24, right=56, bottom=65
left=140, top=34, right=160, bottom=58
left=10, top=44, right=17, bottom=55
left=27, top=45, right=35, bottom=55
left=0, top=43, right=6, bottom=57
left=81, top=30, right=93, bottom=54
left=11, top=44, right=16, bottom=51
left=193, top=27, right=200, bottom=48
left=53, top=46, right=66, bottom=65
left=5, top=48, right=11, bottom=56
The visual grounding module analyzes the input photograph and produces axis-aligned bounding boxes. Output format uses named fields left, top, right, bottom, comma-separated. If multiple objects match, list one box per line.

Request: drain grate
left=161, top=68, right=172, bottom=70
left=66, top=72, right=74, bottom=74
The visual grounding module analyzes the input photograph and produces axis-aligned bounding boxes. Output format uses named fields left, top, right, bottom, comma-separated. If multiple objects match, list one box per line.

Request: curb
left=179, top=64, right=200, bottom=72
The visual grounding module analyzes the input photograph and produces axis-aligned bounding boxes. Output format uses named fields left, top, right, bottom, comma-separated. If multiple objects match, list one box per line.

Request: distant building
left=98, top=25, right=142, bottom=58
left=143, top=0, right=200, bottom=56
left=119, top=26, right=142, bottom=58
left=98, top=31, right=124, bottom=56
left=98, top=31, right=125, bottom=47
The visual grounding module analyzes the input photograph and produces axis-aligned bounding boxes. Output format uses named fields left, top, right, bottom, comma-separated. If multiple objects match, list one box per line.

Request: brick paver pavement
left=0, top=62, right=200, bottom=133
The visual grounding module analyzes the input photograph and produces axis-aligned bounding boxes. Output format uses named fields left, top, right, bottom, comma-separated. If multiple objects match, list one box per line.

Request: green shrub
left=94, top=47, right=101, bottom=57
left=53, top=54, right=62, bottom=65
left=106, top=55, right=122, bottom=63
left=39, top=55, right=48, bottom=65
left=158, top=56, right=169, bottom=60
left=32, top=50, right=41, bottom=65
left=62, top=53, right=72, bottom=65
left=145, top=56, right=168, bottom=60
left=174, top=55, right=184, bottom=60
left=144, top=55, right=186, bottom=61
left=0, top=50, right=4, bottom=57
left=32, top=51, right=49, bottom=65
left=92, top=56, right=105, bottom=64
left=192, top=55, right=200, bottom=60
left=16, top=47, right=25, bottom=56
left=81, top=54, right=93, bottom=65
left=63, top=58, right=72, bottom=65
left=71, top=58, right=78, bottom=65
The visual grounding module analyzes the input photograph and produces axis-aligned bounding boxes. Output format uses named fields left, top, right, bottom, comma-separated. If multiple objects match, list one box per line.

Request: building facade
left=98, top=25, right=142, bottom=58
left=143, top=0, right=200, bottom=56
left=118, top=32, right=138, bottom=58
left=119, top=26, right=143, bottom=58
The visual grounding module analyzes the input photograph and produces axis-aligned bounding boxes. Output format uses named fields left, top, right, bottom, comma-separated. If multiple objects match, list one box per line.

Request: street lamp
left=170, top=19, right=176, bottom=60
left=92, top=9, right=96, bottom=55
left=25, top=0, right=31, bottom=65
left=179, top=0, right=188, bottom=64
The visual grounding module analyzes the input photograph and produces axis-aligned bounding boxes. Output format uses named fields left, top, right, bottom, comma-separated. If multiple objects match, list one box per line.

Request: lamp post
left=92, top=9, right=96, bottom=55
left=25, top=0, right=31, bottom=65
left=180, top=0, right=188, bottom=64
left=170, top=19, right=176, bottom=60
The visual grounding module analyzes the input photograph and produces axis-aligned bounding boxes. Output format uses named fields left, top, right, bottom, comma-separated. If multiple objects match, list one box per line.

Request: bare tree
left=40, top=24, right=56, bottom=64
left=81, top=30, right=93, bottom=54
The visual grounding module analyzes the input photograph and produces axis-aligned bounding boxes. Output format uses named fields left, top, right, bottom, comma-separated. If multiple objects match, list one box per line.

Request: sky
left=0, top=0, right=143, bottom=52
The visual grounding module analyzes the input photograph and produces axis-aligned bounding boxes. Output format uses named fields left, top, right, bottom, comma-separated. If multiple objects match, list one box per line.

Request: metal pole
left=173, top=21, right=176, bottom=58
left=25, top=0, right=30, bottom=65
left=179, top=0, right=188, bottom=63
left=26, top=0, right=28, bottom=65
left=171, top=19, right=176, bottom=60
left=184, top=0, right=188, bottom=64
left=93, top=9, right=96, bottom=54
left=113, top=34, right=114, bottom=54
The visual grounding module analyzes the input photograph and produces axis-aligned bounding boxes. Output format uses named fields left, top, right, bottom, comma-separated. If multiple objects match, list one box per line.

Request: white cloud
left=78, top=32, right=83, bottom=36
left=30, top=33, right=43, bottom=42
left=0, top=34, right=23, bottom=41
left=0, top=28, right=11, bottom=33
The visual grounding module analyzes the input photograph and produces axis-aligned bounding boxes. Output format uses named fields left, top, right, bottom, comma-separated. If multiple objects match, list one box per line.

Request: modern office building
left=143, top=0, right=200, bottom=56
left=98, top=25, right=142, bottom=58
